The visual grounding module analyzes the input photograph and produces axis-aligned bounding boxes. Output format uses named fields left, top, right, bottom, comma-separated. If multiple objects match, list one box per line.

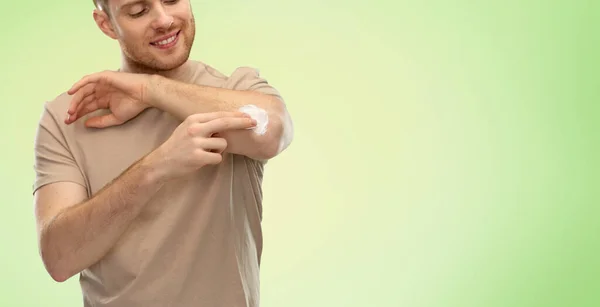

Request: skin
left=96, top=0, right=196, bottom=75
left=65, top=0, right=293, bottom=159
left=33, top=0, right=292, bottom=282
left=63, top=71, right=292, bottom=160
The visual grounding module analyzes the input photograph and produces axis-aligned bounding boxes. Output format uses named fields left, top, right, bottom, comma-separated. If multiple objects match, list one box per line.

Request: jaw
left=119, top=24, right=196, bottom=72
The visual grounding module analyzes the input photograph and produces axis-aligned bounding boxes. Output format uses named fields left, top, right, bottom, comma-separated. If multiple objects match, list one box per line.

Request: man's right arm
left=34, top=153, right=168, bottom=282
left=33, top=110, right=256, bottom=283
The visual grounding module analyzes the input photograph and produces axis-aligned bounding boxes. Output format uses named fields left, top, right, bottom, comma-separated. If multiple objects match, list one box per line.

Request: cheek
left=172, top=7, right=193, bottom=23
left=172, top=1, right=192, bottom=15
left=119, top=29, right=148, bottom=45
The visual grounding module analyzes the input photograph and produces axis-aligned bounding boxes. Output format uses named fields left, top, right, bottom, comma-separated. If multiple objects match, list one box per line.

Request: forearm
left=147, top=75, right=292, bottom=159
left=148, top=74, right=282, bottom=117
left=40, top=154, right=167, bottom=282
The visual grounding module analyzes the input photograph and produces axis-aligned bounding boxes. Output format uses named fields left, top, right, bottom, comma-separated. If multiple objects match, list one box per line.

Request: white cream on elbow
left=238, top=104, right=269, bottom=135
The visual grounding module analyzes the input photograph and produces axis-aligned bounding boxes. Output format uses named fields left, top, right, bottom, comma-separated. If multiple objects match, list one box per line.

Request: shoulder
left=37, top=92, right=71, bottom=127
left=36, top=91, right=90, bottom=143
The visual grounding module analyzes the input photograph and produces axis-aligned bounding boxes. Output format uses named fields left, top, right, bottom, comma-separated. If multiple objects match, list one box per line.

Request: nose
left=151, top=6, right=174, bottom=30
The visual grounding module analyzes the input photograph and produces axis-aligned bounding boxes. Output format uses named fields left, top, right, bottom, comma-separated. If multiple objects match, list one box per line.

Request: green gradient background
left=1, top=0, right=598, bottom=306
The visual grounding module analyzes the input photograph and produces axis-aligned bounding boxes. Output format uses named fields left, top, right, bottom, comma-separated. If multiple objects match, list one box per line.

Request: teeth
left=155, top=34, right=176, bottom=46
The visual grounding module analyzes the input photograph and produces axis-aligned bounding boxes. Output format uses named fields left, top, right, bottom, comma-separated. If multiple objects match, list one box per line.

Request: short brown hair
left=93, top=0, right=109, bottom=12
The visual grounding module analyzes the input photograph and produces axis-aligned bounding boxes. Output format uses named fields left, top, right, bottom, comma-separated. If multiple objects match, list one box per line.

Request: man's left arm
left=146, top=72, right=293, bottom=161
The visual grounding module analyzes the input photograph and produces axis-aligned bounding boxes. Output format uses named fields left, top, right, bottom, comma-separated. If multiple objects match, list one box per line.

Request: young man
left=32, top=0, right=293, bottom=306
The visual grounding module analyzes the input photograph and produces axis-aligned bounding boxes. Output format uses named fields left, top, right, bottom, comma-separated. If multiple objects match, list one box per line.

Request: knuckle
left=186, top=113, right=201, bottom=122
left=186, top=123, right=203, bottom=136
left=186, top=125, right=196, bottom=136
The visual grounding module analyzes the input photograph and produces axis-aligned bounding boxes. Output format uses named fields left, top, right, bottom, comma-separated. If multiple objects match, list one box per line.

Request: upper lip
left=151, top=30, right=180, bottom=44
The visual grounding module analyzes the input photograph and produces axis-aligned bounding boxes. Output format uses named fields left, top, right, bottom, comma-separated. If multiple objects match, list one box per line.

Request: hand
left=64, top=70, right=153, bottom=128
left=147, top=112, right=257, bottom=180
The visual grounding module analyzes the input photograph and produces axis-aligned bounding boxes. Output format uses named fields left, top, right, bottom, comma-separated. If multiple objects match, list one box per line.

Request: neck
left=119, top=58, right=196, bottom=82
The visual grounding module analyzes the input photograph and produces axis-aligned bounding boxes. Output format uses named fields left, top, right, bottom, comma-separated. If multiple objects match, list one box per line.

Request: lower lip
left=151, top=31, right=180, bottom=50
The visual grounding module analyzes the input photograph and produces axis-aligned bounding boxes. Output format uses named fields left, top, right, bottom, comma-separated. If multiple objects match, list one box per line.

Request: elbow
left=49, top=270, right=70, bottom=283
left=252, top=133, right=279, bottom=160
left=39, top=233, right=73, bottom=283
left=240, top=96, right=293, bottom=160
left=257, top=140, right=280, bottom=160
left=259, top=112, right=294, bottom=159
left=40, top=251, right=71, bottom=283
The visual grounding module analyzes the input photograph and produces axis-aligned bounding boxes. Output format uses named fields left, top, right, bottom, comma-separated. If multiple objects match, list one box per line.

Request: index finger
left=68, top=76, right=96, bottom=96
left=187, top=111, right=250, bottom=123
left=67, top=83, right=96, bottom=115
left=201, top=117, right=257, bottom=135
left=67, top=71, right=112, bottom=95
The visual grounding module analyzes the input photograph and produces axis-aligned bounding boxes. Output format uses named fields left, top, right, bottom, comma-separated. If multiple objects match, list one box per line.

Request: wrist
left=139, top=149, right=173, bottom=185
left=145, top=74, right=166, bottom=108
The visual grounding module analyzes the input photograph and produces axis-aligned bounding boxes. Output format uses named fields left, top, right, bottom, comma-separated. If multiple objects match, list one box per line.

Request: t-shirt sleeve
left=226, top=67, right=283, bottom=99
left=32, top=104, right=87, bottom=194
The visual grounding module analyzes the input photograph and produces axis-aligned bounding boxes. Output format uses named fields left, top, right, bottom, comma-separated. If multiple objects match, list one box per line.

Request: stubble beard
left=121, top=16, right=196, bottom=73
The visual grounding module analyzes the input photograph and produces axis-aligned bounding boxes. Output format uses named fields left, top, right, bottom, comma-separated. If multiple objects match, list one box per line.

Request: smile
left=150, top=31, right=181, bottom=49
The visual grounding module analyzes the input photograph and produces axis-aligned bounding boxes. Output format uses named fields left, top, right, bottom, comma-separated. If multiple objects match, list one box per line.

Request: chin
left=125, top=47, right=192, bottom=72
left=122, top=32, right=195, bottom=72
left=153, top=54, right=190, bottom=70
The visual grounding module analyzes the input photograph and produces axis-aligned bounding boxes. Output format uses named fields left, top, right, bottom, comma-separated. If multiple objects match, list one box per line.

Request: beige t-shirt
left=33, top=60, right=282, bottom=307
